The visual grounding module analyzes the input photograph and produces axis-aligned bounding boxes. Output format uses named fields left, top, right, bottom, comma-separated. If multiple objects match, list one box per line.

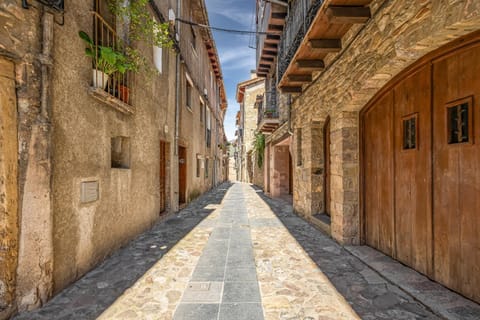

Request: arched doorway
left=362, top=35, right=480, bottom=303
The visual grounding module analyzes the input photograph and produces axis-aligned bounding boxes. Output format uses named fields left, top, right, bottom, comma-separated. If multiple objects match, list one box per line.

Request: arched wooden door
left=362, top=36, right=480, bottom=303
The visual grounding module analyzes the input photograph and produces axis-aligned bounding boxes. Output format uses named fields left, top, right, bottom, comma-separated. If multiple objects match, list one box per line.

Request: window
left=297, top=128, right=302, bottom=166
left=153, top=46, right=163, bottom=74
left=196, top=157, right=201, bottom=178
left=200, top=99, right=205, bottom=123
left=205, top=158, right=209, bottom=178
left=402, top=114, right=418, bottom=150
left=447, top=98, right=472, bottom=144
left=111, top=136, right=130, bottom=169
left=206, top=108, right=211, bottom=148
left=91, top=0, right=132, bottom=105
left=186, top=81, right=192, bottom=109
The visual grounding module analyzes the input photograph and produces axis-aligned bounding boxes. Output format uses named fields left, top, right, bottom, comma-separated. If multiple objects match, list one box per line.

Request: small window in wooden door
left=402, top=114, right=418, bottom=150
left=446, top=97, right=473, bottom=145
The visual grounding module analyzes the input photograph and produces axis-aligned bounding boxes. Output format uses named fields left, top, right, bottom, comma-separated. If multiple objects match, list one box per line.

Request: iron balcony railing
left=278, top=0, right=323, bottom=81
left=92, top=11, right=133, bottom=104
left=257, top=91, right=279, bottom=126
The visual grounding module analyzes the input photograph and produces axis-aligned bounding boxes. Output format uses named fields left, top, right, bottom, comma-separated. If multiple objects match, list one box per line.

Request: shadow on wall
left=248, top=185, right=438, bottom=320
left=13, top=182, right=233, bottom=320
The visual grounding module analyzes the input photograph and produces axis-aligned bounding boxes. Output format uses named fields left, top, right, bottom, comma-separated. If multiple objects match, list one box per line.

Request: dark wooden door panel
left=433, top=43, right=480, bottom=303
left=393, top=65, right=433, bottom=276
left=159, top=141, right=167, bottom=213
left=178, top=146, right=187, bottom=205
left=364, top=91, right=395, bottom=256
left=324, top=117, right=331, bottom=215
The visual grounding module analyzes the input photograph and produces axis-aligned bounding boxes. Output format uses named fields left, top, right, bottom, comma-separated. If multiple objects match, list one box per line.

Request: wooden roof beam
left=266, top=34, right=281, bottom=41
left=268, top=24, right=284, bottom=34
left=288, top=74, right=312, bottom=83
left=296, top=59, right=325, bottom=70
left=262, top=50, right=277, bottom=57
left=261, top=57, right=274, bottom=63
left=259, top=63, right=271, bottom=69
left=271, top=12, right=287, bottom=20
left=280, top=86, right=303, bottom=93
left=326, top=6, right=371, bottom=24
left=308, top=39, right=342, bottom=53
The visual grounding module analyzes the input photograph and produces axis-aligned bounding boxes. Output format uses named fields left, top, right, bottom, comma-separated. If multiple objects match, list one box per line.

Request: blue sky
left=205, top=0, right=257, bottom=141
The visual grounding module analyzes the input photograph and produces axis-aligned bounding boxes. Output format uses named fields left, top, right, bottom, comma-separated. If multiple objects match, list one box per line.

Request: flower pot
left=117, top=84, right=130, bottom=103
left=92, top=69, right=108, bottom=89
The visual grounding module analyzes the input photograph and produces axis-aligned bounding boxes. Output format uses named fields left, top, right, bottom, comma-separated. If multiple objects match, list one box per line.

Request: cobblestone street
left=14, top=183, right=480, bottom=320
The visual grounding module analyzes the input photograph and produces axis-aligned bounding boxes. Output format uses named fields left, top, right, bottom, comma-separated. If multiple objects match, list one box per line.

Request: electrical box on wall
left=80, top=181, right=99, bottom=203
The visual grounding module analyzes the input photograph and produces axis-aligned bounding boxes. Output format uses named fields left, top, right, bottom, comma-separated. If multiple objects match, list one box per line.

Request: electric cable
left=175, top=18, right=267, bottom=35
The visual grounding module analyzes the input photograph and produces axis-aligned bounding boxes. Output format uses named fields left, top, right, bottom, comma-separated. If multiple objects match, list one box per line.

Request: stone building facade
left=259, top=0, right=480, bottom=304
left=256, top=0, right=292, bottom=199
left=235, top=74, right=265, bottom=186
left=0, top=0, right=226, bottom=318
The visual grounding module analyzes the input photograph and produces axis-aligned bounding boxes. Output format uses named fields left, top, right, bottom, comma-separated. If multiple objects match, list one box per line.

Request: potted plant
left=79, top=31, right=130, bottom=89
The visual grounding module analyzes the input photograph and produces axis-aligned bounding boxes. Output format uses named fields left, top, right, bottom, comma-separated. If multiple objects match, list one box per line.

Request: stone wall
left=0, top=58, right=18, bottom=318
left=292, top=0, right=480, bottom=244
left=251, top=150, right=265, bottom=189
left=0, top=0, right=226, bottom=316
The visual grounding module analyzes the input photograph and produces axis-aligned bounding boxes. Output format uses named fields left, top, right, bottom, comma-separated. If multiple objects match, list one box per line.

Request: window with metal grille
left=402, top=114, right=417, bottom=150
left=447, top=101, right=470, bottom=144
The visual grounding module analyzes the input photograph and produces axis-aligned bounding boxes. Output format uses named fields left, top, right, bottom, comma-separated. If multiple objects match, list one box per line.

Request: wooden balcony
left=278, top=0, right=373, bottom=93
left=257, top=92, right=281, bottom=133
left=256, top=0, right=288, bottom=78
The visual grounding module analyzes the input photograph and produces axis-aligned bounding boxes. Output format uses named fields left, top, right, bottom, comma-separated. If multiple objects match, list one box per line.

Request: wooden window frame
left=445, top=96, right=473, bottom=146
left=402, top=113, right=419, bottom=151
left=297, top=128, right=302, bottom=166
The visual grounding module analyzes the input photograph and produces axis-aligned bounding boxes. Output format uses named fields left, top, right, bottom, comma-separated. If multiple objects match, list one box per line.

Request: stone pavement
left=13, top=182, right=480, bottom=319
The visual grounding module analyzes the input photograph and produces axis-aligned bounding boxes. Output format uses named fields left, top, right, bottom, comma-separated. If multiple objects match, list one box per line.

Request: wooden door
left=363, top=92, right=395, bottom=256
left=324, top=117, right=331, bottom=215
left=432, top=43, right=480, bottom=302
left=393, top=66, right=432, bottom=276
left=178, top=146, right=187, bottom=205
left=159, top=141, right=167, bottom=213
left=288, top=151, right=293, bottom=194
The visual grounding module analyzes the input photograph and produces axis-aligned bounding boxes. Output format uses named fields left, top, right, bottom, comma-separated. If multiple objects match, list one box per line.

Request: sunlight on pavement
left=245, top=185, right=360, bottom=320
left=97, top=219, right=217, bottom=319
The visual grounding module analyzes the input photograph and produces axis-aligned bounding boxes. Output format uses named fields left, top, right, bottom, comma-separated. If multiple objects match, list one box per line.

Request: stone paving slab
left=346, top=245, right=480, bottom=320
left=13, top=182, right=480, bottom=320
left=249, top=184, right=443, bottom=320
left=13, top=183, right=232, bottom=320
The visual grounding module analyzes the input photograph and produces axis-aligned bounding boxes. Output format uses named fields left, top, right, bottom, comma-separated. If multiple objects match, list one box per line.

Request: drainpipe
left=174, top=0, right=181, bottom=156
left=287, top=94, right=293, bottom=135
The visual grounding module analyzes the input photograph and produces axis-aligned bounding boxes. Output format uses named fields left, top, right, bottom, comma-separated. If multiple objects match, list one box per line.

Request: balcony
left=88, top=12, right=135, bottom=115
left=256, top=0, right=287, bottom=78
left=277, top=0, right=373, bottom=93
left=257, top=92, right=280, bottom=134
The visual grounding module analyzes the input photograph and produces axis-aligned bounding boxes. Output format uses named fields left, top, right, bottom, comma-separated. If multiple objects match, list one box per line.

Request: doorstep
left=345, top=245, right=480, bottom=320
left=310, top=213, right=331, bottom=235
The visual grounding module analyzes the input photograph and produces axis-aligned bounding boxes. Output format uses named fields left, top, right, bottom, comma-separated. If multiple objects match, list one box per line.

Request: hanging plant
left=253, top=133, right=265, bottom=168
left=107, top=0, right=174, bottom=74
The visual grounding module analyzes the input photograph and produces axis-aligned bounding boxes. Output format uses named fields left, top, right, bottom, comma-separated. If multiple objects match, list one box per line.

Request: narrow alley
left=13, top=183, right=479, bottom=320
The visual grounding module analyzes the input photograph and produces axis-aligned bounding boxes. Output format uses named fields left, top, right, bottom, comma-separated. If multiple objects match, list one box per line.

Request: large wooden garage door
left=364, top=91, right=394, bottom=256
left=432, top=43, right=480, bottom=302
left=363, top=38, right=480, bottom=303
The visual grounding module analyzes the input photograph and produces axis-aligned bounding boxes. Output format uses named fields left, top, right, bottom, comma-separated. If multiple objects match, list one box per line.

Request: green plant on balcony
left=79, top=31, right=136, bottom=89
left=264, top=108, right=277, bottom=117
left=253, top=132, right=265, bottom=168
left=108, top=0, right=173, bottom=48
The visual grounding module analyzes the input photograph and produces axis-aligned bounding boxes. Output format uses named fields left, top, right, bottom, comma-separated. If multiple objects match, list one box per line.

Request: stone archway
left=0, top=57, right=18, bottom=317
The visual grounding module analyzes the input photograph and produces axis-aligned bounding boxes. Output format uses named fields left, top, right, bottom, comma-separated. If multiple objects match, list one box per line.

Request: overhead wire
left=175, top=18, right=267, bottom=36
